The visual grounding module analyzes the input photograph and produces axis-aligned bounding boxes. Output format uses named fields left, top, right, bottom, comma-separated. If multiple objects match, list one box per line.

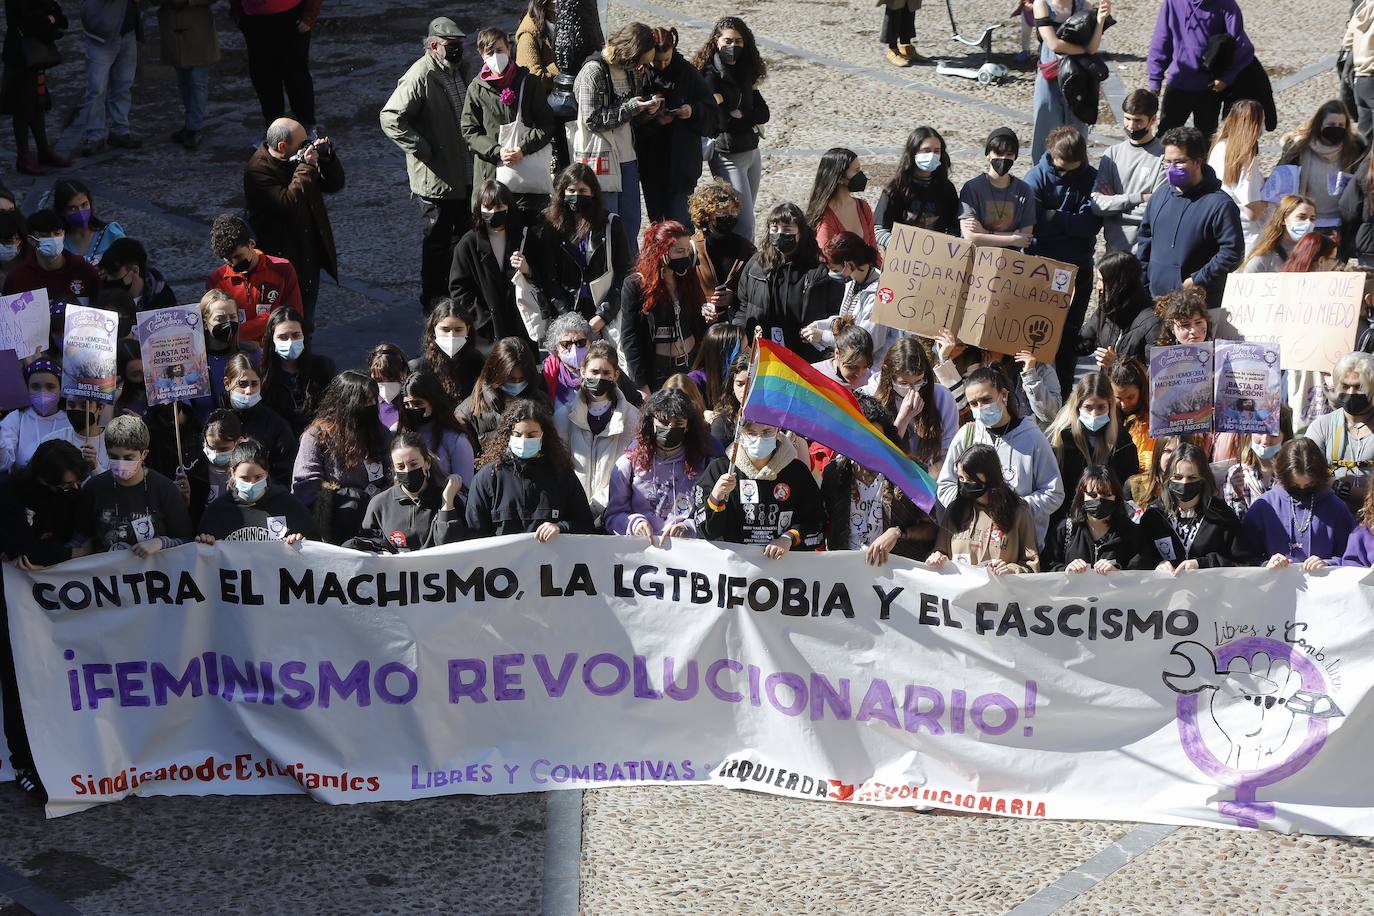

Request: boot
left=14, top=154, right=46, bottom=176
left=886, top=47, right=912, bottom=68
left=38, top=147, right=71, bottom=167
left=898, top=42, right=925, bottom=62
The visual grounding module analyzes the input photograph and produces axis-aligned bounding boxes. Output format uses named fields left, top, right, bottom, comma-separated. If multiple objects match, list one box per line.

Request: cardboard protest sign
left=60, top=304, right=119, bottom=403
left=956, top=248, right=1077, bottom=358
left=1214, top=272, right=1361, bottom=374
left=873, top=224, right=972, bottom=339
left=1214, top=340, right=1281, bottom=435
left=0, top=288, right=51, bottom=360
left=1149, top=343, right=1215, bottom=437
left=137, top=305, right=210, bottom=405
left=0, top=349, right=26, bottom=410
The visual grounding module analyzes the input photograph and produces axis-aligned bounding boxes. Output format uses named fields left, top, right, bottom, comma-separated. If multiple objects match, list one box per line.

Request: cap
left=428, top=17, right=465, bottom=39
left=985, top=127, right=1020, bottom=156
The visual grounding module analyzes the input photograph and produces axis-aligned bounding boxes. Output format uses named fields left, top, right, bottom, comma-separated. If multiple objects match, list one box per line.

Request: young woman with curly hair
left=410, top=298, right=487, bottom=405
left=465, top=398, right=594, bottom=539
left=605, top=387, right=713, bottom=540
left=687, top=178, right=755, bottom=323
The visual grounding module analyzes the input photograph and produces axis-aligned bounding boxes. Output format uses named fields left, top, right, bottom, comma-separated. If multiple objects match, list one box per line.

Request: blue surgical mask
left=34, top=236, right=63, bottom=259
left=509, top=435, right=542, bottom=459
left=740, top=433, right=776, bottom=460
left=204, top=446, right=232, bottom=467
left=1287, top=219, right=1314, bottom=242
left=0, top=243, right=19, bottom=261
left=275, top=338, right=304, bottom=360
left=1253, top=438, right=1281, bottom=460
left=1079, top=410, right=1110, bottom=432
left=500, top=380, right=528, bottom=396
left=975, top=402, right=1003, bottom=427
left=230, top=390, right=261, bottom=410
left=234, top=477, right=268, bottom=503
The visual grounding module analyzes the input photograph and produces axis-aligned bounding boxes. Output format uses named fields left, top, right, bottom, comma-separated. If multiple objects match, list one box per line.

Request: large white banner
left=4, top=537, right=1371, bottom=833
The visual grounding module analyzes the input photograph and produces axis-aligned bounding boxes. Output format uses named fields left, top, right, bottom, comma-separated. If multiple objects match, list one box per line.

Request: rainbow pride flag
left=741, top=339, right=938, bottom=512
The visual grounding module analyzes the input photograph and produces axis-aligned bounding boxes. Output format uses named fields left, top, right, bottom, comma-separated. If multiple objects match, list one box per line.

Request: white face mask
left=110, top=457, right=140, bottom=481
left=378, top=381, right=402, bottom=403
left=892, top=382, right=912, bottom=397
left=484, top=51, right=510, bottom=73
left=914, top=151, right=942, bottom=172
left=1287, top=219, right=1314, bottom=243
left=229, top=390, right=261, bottom=410
left=740, top=433, right=776, bottom=461
left=436, top=334, right=466, bottom=357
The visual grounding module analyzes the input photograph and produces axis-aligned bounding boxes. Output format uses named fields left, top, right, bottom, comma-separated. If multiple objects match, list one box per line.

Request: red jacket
left=205, top=249, right=302, bottom=344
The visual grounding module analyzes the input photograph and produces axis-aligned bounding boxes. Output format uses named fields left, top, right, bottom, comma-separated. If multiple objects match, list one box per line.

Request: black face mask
left=718, top=44, right=740, bottom=65
left=1168, top=479, right=1204, bottom=502
left=229, top=258, right=253, bottom=275
left=1051, top=163, right=1080, bottom=178
left=210, top=320, right=237, bottom=343
left=958, top=480, right=987, bottom=499
left=654, top=424, right=686, bottom=449
left=1127, top=126, right=1151, bottom=143
left=846, top=170, right=868, bottom=193
left=581, top=377, right=613, bottom=398
left=710, top=215, right=738, bottom=236
left=66, top=409, right=97, bottom=432
left=564, top=193, right=593, bottom=215
left=769, top=232, right=799, bottom=254
left=1339, top=392, right=1371, bottom=415
left=1321, top=124, right=1347, bottom=145
left=397, top=466, right=427, bottom=492
left=402, top=406, right=431, bottom=427
left=1083, top=498, right=1115, bottom=520
left=665, top=254, right=693, bottom=276
left=1287, top=484, right=1318, bottom=502
left=989, top=157, right=1014, bottom=177
left=481, top=210, right=509, bottom=230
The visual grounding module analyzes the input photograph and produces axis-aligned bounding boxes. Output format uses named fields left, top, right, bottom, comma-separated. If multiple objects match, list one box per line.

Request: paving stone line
left=1002, top=823, right=1180, bottom=916
left=542, top=790, right=583, bottom=916
left=0, top=861, right=85, bottom=916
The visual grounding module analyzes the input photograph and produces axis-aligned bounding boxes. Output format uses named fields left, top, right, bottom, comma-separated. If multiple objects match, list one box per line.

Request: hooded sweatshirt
left=936, top=416, right=1065, bottom=545
left=1136, top=163, right=1243, bottom=308
left=0, top=407, right=97, bottom=474
left=1025, top=153, right=1102, bottom=268
left=605, top=449, right=702, bottom=536
left=692, top=433, right=823, bottom=548
left=1146, top=0, right=1256, bottom=94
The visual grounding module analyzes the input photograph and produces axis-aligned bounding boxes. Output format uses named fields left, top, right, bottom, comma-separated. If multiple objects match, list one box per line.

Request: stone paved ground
left=1, top=0, right=1372, bottom=913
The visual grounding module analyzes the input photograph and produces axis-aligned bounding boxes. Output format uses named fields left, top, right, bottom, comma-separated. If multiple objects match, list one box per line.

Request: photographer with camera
left=244, top=116, right=345, bottom=330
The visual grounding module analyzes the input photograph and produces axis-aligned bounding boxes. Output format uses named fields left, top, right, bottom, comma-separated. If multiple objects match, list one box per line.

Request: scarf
left=480, top=63, right=519, bottom=93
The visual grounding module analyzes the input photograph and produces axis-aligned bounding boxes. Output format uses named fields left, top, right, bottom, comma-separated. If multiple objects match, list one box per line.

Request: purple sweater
left=605, top=450, right=702, bottom=536
left=1147, top=0, right=1255, bottom=93
left=1241, top=486, right=1355, bottom=564
left=1340, top=525, right=1374, bottom=567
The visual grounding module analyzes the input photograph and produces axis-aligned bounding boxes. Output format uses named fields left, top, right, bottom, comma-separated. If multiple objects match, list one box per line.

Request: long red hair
left=1280, top=232, right=1338, bottom=273
left=635, top=220, right=706, bottom=316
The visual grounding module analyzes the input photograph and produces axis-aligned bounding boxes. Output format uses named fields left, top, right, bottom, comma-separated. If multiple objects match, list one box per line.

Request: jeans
left=174, top=66, right=210, bottom=132
left=710, top=147, right=762, bottom=244
left=417, top=195, right=471, bottom=312
left=241, top=2, right=315, bottom=126
left=602, top=158, right=642, bottom=258
left=642, top=182, right=692, bottom=231
left=81, top=31, right=137, bottom=141
left=1031, top=71, right=1091, bottom=164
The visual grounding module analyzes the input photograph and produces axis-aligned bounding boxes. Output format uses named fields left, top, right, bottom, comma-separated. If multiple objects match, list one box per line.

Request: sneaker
left=38, top=148, right=71, bottom=167
left=108, top=133, right=143, bottom=149
left=78, top=138, right=106, bottom=156
left=886, top=47, right=913, bottom=68
left=15, top=767, right=47, bottom=804
left=14, top=155, right=46, bottom=176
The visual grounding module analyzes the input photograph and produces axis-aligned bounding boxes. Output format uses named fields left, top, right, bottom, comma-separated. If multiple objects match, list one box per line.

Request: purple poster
left=136, top=305, right=210, bottom=405
left=1149, top=343, right=1214, bottom=437
left=60, top=304, right=119, bottom=404
left=1214, top=340, right=1281, bottom=435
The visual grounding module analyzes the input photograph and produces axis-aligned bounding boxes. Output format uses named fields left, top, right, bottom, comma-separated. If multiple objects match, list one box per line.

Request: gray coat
left=380, top=53, right=474, bottom=201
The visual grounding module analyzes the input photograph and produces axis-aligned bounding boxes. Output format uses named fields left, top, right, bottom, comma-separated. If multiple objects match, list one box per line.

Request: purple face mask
left=1166, top=164, right=1192, bottom=188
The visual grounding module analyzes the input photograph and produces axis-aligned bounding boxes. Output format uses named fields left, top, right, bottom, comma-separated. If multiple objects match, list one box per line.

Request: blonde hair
left=1242, top=195, right=1316, bottom=269
left=1045, top=372, right=1122, bottom=467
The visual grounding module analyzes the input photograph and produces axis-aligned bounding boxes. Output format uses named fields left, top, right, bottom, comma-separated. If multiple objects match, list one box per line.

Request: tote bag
left=495, top=79, right=554, bottom=194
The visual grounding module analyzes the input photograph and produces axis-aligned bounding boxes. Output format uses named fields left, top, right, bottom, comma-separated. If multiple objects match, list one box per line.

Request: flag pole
left=731, top=335, right=762, bottom=465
